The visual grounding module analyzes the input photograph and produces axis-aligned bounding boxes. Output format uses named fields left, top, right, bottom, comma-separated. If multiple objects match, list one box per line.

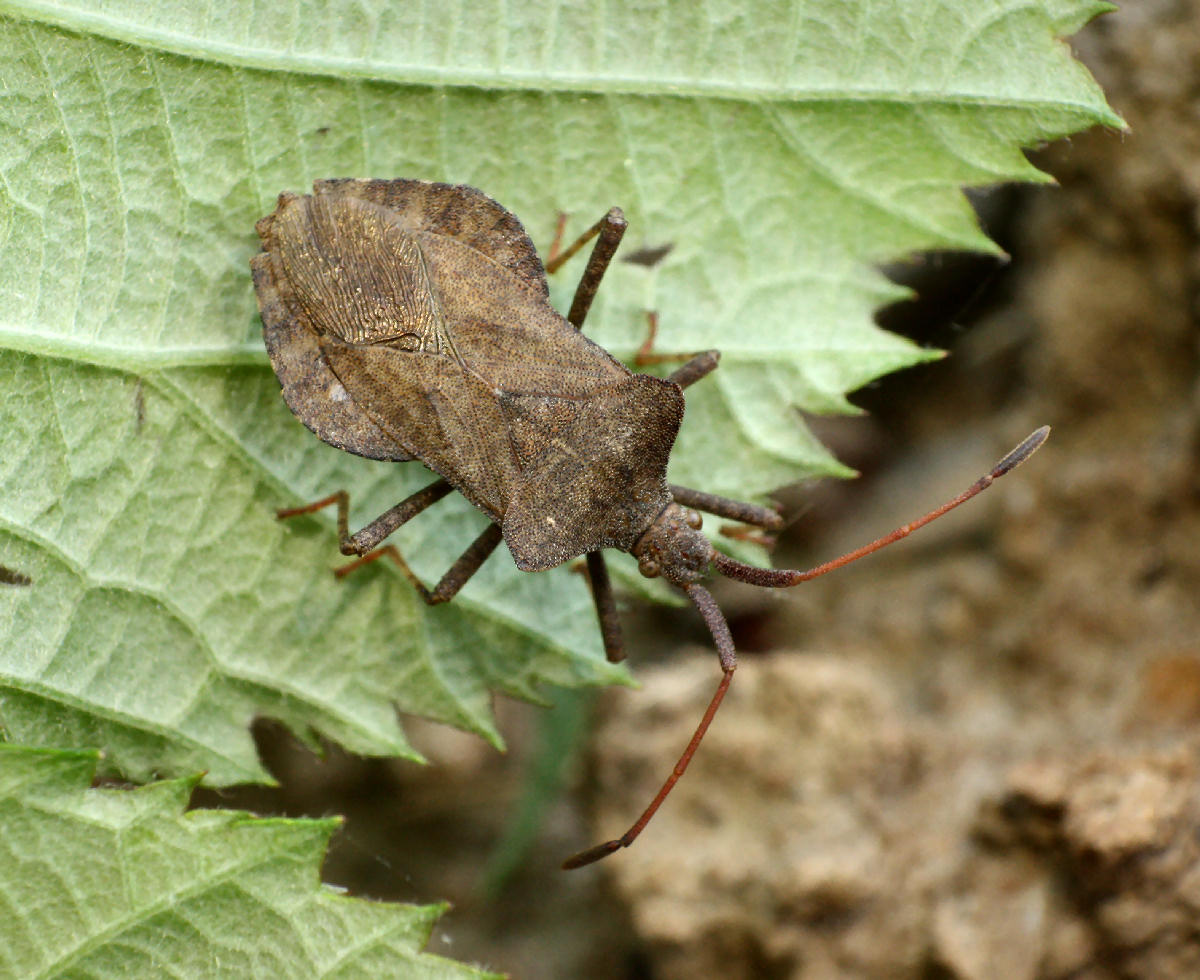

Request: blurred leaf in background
left=0, top=746, right=500, bottom=978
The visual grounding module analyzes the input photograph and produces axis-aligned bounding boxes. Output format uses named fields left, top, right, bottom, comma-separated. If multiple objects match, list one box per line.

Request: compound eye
left=684, top=509, right=703, bottom=530
left=637, top=555, right=661, bottom=579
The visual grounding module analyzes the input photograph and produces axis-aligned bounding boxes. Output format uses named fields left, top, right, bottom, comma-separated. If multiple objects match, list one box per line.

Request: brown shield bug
left=251, top=178, right=1048, bottom=869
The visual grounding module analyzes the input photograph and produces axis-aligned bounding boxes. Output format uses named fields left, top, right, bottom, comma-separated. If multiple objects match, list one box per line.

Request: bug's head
left=632, top=503, right=714, bottom=586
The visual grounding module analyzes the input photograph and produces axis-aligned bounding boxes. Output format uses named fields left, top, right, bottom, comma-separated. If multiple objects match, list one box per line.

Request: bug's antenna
left=562, top=582, right=737, bottom=870
left=713, top=426, right=1050, bottom=589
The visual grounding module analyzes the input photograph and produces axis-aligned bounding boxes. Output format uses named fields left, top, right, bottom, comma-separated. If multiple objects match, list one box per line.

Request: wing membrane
left=272, top=195, right=441, bottom=350
left=322, top=338, right=519, bottom=521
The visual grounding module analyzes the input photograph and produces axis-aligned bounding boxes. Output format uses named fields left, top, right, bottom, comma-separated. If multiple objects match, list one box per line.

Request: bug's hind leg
left=276, top=477, right=501, bottom=602
left=545, top=207, right=628, bottom=329
left=277, top=478, right=454, bottom=556
left=342, top=523, right=505, bottom=605
left=668, top=485, right=783, bottom=533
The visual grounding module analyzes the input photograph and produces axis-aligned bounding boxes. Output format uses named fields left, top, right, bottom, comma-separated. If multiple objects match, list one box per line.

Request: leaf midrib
left=1, top=0, right=1117, bottom=119
left=0, top=327, right=918, bottom=372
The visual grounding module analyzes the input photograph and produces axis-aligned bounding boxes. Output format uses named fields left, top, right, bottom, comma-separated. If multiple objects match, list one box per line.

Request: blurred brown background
left=195, top=5, right=1200, bottom=977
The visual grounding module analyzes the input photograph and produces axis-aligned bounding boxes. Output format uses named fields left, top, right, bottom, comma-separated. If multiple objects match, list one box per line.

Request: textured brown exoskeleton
left=251, top=179, right=1049, bottom=869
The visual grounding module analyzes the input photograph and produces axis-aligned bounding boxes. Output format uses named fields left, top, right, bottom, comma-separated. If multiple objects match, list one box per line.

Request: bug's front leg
left=656, top=350, right=779, bottom=537
left=664, top=348, right=720, bottom=390
left=629, top=312, right=724, bottom=388
left=548, top=213, right=719, bottom=388
left=585, top=551, right=625, bottom=663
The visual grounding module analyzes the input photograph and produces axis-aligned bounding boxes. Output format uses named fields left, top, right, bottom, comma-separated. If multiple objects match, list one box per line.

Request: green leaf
left=0, top=745, right=500, bottom=979
left=0, top=1, right=1117, bottom=781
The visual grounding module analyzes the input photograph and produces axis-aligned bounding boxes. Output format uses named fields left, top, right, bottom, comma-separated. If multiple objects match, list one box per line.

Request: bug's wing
left=268, top=194, right=442, bottom=347
left=416, top=232, right=631, bottom=399
left=319, top=228, right=636, bottom=522
left=264, top=192, right=528, bottom=520
left=320, top=337, right=522, bottom=522
left=402, top=232, right=672, bottom=558
left=253, top=198, right=417, bottom=462
left=313, top=179, right=548, bottom=296
left=502, top=374, right=683, bottom=571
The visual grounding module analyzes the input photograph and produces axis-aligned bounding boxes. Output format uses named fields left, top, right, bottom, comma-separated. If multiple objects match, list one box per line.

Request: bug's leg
left=546, top=209, right=719, bottom=658
left=669, top=484, right=783, bottom=532
left=563, top=582, right=735, bottom=869
left=340, top=523, right=505, bottom=605
left=633, top=313, right=722, bottom=384
left=277, top=479, right=454, bottom=556
left=547, top=214, right=716, bottom=383
left=632, top=311, right=672, bottom=366
left=585, top=551, right=625, bottom=663
left=662, top=345, right=778, bottom=532
left=665, top=349, right=721, bottom=390
left=635, top=311, right=722, bottom=370
left=545, top=207, right=628, bottom=329
left=545, top=212, right=569, bottom=266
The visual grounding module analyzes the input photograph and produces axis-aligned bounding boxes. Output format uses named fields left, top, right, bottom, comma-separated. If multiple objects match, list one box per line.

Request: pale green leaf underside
left=0, top=745, right=499, bottom=979
left=0, top=2, right=1116, bottom=782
